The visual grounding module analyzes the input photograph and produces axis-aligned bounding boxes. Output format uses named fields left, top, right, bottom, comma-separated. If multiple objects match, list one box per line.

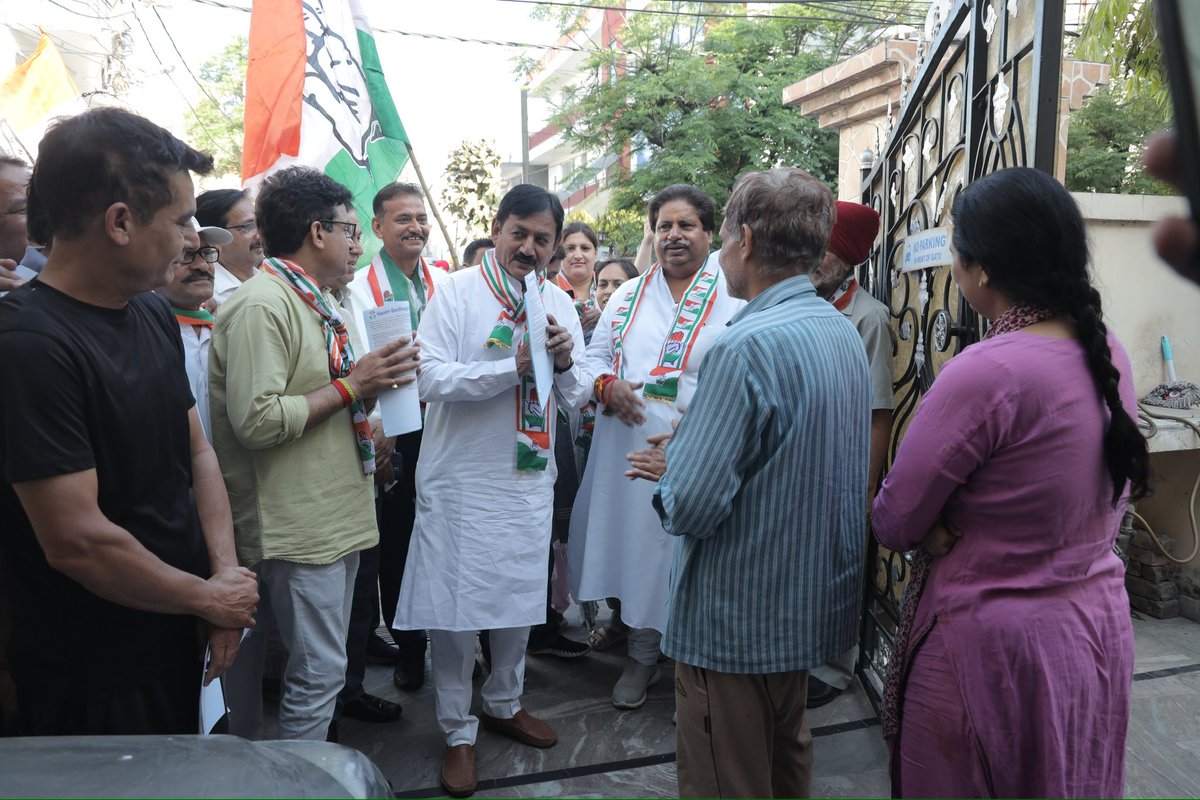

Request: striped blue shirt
left=653, top=273, right=871, bottom=674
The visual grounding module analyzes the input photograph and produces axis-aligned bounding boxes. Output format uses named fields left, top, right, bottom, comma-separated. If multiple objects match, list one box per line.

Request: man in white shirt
left=196, top=189, right=263, bottom=306
left=155, top=220, right=233, bottom=440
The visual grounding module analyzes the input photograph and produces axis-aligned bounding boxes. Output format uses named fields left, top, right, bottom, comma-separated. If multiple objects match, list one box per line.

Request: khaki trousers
left=675, top=662, right=813, bottom=798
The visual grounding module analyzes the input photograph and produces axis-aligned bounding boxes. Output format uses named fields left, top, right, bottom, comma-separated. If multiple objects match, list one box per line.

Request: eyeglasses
left=226, top=220, right=257, bottom=235
left=182, top=246, right=220, bottom=265
left=318, top=220, right=358, bottom=241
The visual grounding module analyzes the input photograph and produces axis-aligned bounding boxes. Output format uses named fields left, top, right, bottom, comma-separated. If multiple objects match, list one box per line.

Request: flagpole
left=404, top=142, right=459, bottom=271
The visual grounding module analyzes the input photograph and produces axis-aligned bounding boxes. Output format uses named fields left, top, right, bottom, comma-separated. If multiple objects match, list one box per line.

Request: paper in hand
left=523, top=272, right=554, bottom=414
left=362, top=302, right=422, bottom=436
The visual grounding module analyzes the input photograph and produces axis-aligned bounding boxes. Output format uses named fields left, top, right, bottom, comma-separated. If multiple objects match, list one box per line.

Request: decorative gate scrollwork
left=856, top=0, right=1065, bottom=708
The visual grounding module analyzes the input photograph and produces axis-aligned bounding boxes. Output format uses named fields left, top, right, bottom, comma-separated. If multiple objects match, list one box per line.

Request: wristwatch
left=554, top=358, right=574, bottom=374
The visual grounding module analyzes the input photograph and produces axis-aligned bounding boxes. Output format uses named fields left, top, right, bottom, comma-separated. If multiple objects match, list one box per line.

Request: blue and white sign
left=900, top=226, right=954, bottom=272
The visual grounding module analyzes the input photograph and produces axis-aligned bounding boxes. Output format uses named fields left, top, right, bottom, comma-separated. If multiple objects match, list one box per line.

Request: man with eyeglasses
left=196, top=188, right=265, bottom=306
left=155, top=220, right=232, bottom=440
left=0, top=156, right=40, bottom=295
left=210, top=166, right=419, bottom=742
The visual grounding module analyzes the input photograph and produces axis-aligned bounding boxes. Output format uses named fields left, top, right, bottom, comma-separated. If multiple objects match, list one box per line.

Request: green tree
left=441, top=139, right=503, bottom=248
left=186, top=37, right=247, bottom=177
left=596, top=206, right=644, bottom=256
left=1075, top=0, right=1165, bottom=109
left=539, top=2, right=918, bottom=220
left=1065, top=84, right=1171, bottom=195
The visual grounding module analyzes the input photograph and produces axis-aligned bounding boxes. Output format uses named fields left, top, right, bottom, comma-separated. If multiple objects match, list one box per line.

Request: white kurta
left=212, top=262, right=247, bottom=305
left=568, top=253, right=744, bottom=632
left=178, top=322, right=212, bottom=441
left=395, top=265, right=592, bottom=631
left=344, top=255, right=448, bottom=348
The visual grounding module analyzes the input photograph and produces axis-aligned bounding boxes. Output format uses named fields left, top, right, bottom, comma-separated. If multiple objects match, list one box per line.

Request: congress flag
left=0, top=34, right=81, bottom=161
left=242, top=0, right=409, bottom=266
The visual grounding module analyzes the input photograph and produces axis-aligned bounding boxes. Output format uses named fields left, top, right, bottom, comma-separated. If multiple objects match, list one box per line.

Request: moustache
left=400, top=233, right=427, bottom=242
left=183, top=272, right=214, bottom=284
left=512, top=253, right=537, bottom=265
left=250, top=240, right=264, bottom=251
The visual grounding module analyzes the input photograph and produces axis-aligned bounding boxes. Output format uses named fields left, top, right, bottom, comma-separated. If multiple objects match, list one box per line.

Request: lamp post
left=859, top=148, right=876, bottom=196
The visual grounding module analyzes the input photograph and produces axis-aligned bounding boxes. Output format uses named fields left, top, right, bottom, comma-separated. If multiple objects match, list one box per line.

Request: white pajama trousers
left=429, top=627, right=530, bottom=746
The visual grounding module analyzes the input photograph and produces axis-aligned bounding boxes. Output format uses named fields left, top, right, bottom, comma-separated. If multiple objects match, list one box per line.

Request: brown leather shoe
left=479, top=708, right=558, bottom=748
left=440, top=744, right=477, bottom=797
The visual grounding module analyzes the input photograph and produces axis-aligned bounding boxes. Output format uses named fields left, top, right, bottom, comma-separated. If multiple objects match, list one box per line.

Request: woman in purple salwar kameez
left=873, top=168, right=1150, bottom=799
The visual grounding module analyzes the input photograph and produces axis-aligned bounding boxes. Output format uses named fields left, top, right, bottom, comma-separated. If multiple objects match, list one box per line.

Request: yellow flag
left=0, top=33, right=79, bottom=136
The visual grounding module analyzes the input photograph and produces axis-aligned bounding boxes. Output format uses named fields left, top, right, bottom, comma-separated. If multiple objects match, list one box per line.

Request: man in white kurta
left=568, top=186, right=745, bottom=710
left=395, top=185, right=590, bottom=798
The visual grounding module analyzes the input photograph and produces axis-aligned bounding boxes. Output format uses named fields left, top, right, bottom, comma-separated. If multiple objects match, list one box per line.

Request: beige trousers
left=674, top=662, right=813, bottom=798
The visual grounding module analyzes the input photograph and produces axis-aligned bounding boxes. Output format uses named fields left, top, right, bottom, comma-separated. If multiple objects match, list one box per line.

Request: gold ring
left=391, top=381, right=398, bottom=390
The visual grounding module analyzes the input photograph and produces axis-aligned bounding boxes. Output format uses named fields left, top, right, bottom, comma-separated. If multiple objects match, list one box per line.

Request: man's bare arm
left=13, top=471, right=257, bottom=629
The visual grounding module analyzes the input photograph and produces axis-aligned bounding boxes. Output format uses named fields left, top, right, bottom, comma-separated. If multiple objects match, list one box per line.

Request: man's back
left=0, top=283, right=207, bottom=691
left=658, top=274, right=871, bottom=674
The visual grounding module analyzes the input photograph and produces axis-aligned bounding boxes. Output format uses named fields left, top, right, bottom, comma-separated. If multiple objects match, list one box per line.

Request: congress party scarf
left=366, top=251, right=436, bottom=329
left=480, top=250, right=551, bottom=472
left=610, top=261, right=720, bottom=403
left=172, top=307, right=215, bottom=328
left=262, top=257, right=375, bottom=474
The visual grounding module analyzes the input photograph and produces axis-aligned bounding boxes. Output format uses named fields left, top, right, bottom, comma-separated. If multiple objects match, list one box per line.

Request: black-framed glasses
left=318, top=220, right=358, bottom=240
left=227, top=220, right=257, bottom=235
left=182, top=246, right=219, bottom=265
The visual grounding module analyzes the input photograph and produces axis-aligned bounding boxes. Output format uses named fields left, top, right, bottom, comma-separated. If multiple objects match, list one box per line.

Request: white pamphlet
left=362, top=302, right=423, bottom=436
left=523, top=272, right=554, bottom=414
left=199, top=646, right=228, bottom=735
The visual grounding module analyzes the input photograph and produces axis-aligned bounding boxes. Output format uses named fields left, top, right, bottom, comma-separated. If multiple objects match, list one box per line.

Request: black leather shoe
left=343, top=692, right=403, bottom=722
left=806, top=676, right=843, bottom=709
left=366, top=633, right=401, bottom=665
left=393, top=655, right=425, bottom=692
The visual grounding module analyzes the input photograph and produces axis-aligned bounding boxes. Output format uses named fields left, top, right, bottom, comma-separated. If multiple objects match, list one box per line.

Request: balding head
left=721, top=168, right=834, bottom=276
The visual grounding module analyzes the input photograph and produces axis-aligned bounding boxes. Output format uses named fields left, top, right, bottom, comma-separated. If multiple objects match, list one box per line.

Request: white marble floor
left=302, top=612, right=1200, bottom=798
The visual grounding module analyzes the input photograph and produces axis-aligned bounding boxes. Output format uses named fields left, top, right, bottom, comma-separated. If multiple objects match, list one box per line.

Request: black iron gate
left=856, top=0, right=1065, bottom=708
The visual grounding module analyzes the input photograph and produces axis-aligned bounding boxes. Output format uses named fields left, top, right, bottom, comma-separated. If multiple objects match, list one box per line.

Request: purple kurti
left=873, top=331, right=1135, bottom=798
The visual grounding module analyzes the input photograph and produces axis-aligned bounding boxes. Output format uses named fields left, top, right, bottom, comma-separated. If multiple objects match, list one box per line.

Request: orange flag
left=0, top=34, right=79, bottom=151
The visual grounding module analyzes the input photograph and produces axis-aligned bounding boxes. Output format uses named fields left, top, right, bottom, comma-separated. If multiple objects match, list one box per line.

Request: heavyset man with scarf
left=209, top=166, right=419, bottom=741
left=568, top=185, right=744, bottom=710
left=395, top=184, right=588, bottom=797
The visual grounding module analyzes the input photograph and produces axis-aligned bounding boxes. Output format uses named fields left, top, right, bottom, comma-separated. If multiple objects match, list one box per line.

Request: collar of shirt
left=727, top=272, right=817, bottom=326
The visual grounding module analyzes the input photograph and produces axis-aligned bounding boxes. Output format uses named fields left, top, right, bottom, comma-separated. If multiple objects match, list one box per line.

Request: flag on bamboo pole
left=0, top=33, right=81, bottom=162
left=242, top=0, right=409, bottom=267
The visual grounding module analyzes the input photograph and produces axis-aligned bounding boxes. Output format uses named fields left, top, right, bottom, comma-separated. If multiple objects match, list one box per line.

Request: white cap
left=192, top=217, right=233, bottom=246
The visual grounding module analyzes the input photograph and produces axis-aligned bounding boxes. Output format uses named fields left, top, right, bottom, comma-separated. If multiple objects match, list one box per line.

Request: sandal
left=588, top=621, right=629, bottom=651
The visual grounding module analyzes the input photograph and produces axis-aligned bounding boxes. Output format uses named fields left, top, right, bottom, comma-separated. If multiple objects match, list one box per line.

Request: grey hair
left=722, top=168, right=834, bottom=276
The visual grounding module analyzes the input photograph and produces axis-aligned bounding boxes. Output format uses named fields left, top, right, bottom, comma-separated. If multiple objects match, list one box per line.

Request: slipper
left=588, top=622, right=629, bottom=651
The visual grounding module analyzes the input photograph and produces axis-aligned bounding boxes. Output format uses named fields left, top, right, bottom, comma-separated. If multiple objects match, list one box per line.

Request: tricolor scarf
left=262, top=257, right=375, bottom=474
left=830, top=276, right=859, bottom=312
left=480, top=250, right=551, bottom=472
left=609, top=260, right=721, bottom=403
left=366, top=251, right=436, bottom=330
left=172, top=306, right=215, bottom=328
left=878, top=301, right=1057, bottom=739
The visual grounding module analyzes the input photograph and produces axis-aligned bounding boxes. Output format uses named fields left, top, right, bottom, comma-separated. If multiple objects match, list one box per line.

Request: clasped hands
left=624, top=411, right=683, bottom=482
left=516, top=314, right=574, bottom=377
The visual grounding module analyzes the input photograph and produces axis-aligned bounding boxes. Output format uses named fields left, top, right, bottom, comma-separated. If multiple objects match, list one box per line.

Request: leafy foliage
left=185, top=37, right=247, bottom=177
left=441, top=139, right=504, bottom=247
left=596, top=206, right=644, bottom=256
left=538, top=2, right=917, bottom=219
left=1065, top=84, right=1172, bottom=195
left=1075, top=0, right=1166, bottom=110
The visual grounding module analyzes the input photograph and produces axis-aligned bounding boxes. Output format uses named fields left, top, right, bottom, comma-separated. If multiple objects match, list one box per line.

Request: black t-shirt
left=0, top=283, right=208, bottom=693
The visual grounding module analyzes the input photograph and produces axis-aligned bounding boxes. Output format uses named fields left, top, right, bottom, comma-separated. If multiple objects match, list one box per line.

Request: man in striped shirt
left=632, top=168, right=871, bottom=797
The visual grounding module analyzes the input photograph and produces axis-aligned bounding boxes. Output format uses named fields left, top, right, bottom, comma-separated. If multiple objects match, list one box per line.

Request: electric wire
left=495, top=0, right=922, bottom=26
left=1134, top=402, right=1200, bottom=565
left=148, top=3, right=239, bottom=125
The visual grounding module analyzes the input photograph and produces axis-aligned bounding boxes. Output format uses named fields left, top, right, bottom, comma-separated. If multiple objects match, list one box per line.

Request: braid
left=1067, top=284, right=1149, bottom=505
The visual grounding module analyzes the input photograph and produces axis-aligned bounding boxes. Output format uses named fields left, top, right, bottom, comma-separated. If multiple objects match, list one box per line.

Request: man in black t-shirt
left=0, top=108, right=258, bottom=736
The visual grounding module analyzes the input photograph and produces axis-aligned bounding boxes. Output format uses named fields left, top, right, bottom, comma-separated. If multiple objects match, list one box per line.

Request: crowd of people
left=0, top=105, right=1192, bottom=799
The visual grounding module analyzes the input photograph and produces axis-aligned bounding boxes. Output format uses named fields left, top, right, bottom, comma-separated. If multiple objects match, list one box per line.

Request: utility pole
left=520, top=84, right=530, bottom=185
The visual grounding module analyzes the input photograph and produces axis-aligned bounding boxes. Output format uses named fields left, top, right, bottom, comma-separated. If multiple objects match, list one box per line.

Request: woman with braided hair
left=872, top=167, right=1149, bottom=798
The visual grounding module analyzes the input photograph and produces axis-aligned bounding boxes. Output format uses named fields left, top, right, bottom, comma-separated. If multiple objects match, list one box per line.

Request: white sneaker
left=612, top=658, right=660, bottom=709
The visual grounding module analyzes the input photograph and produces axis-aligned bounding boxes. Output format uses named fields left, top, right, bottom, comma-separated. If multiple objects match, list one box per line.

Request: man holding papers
left=210, top=166, right=418, bottom=741
left=395, top=184, right=589, bottom=797
left=345, top=182, right=447, bottom=697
